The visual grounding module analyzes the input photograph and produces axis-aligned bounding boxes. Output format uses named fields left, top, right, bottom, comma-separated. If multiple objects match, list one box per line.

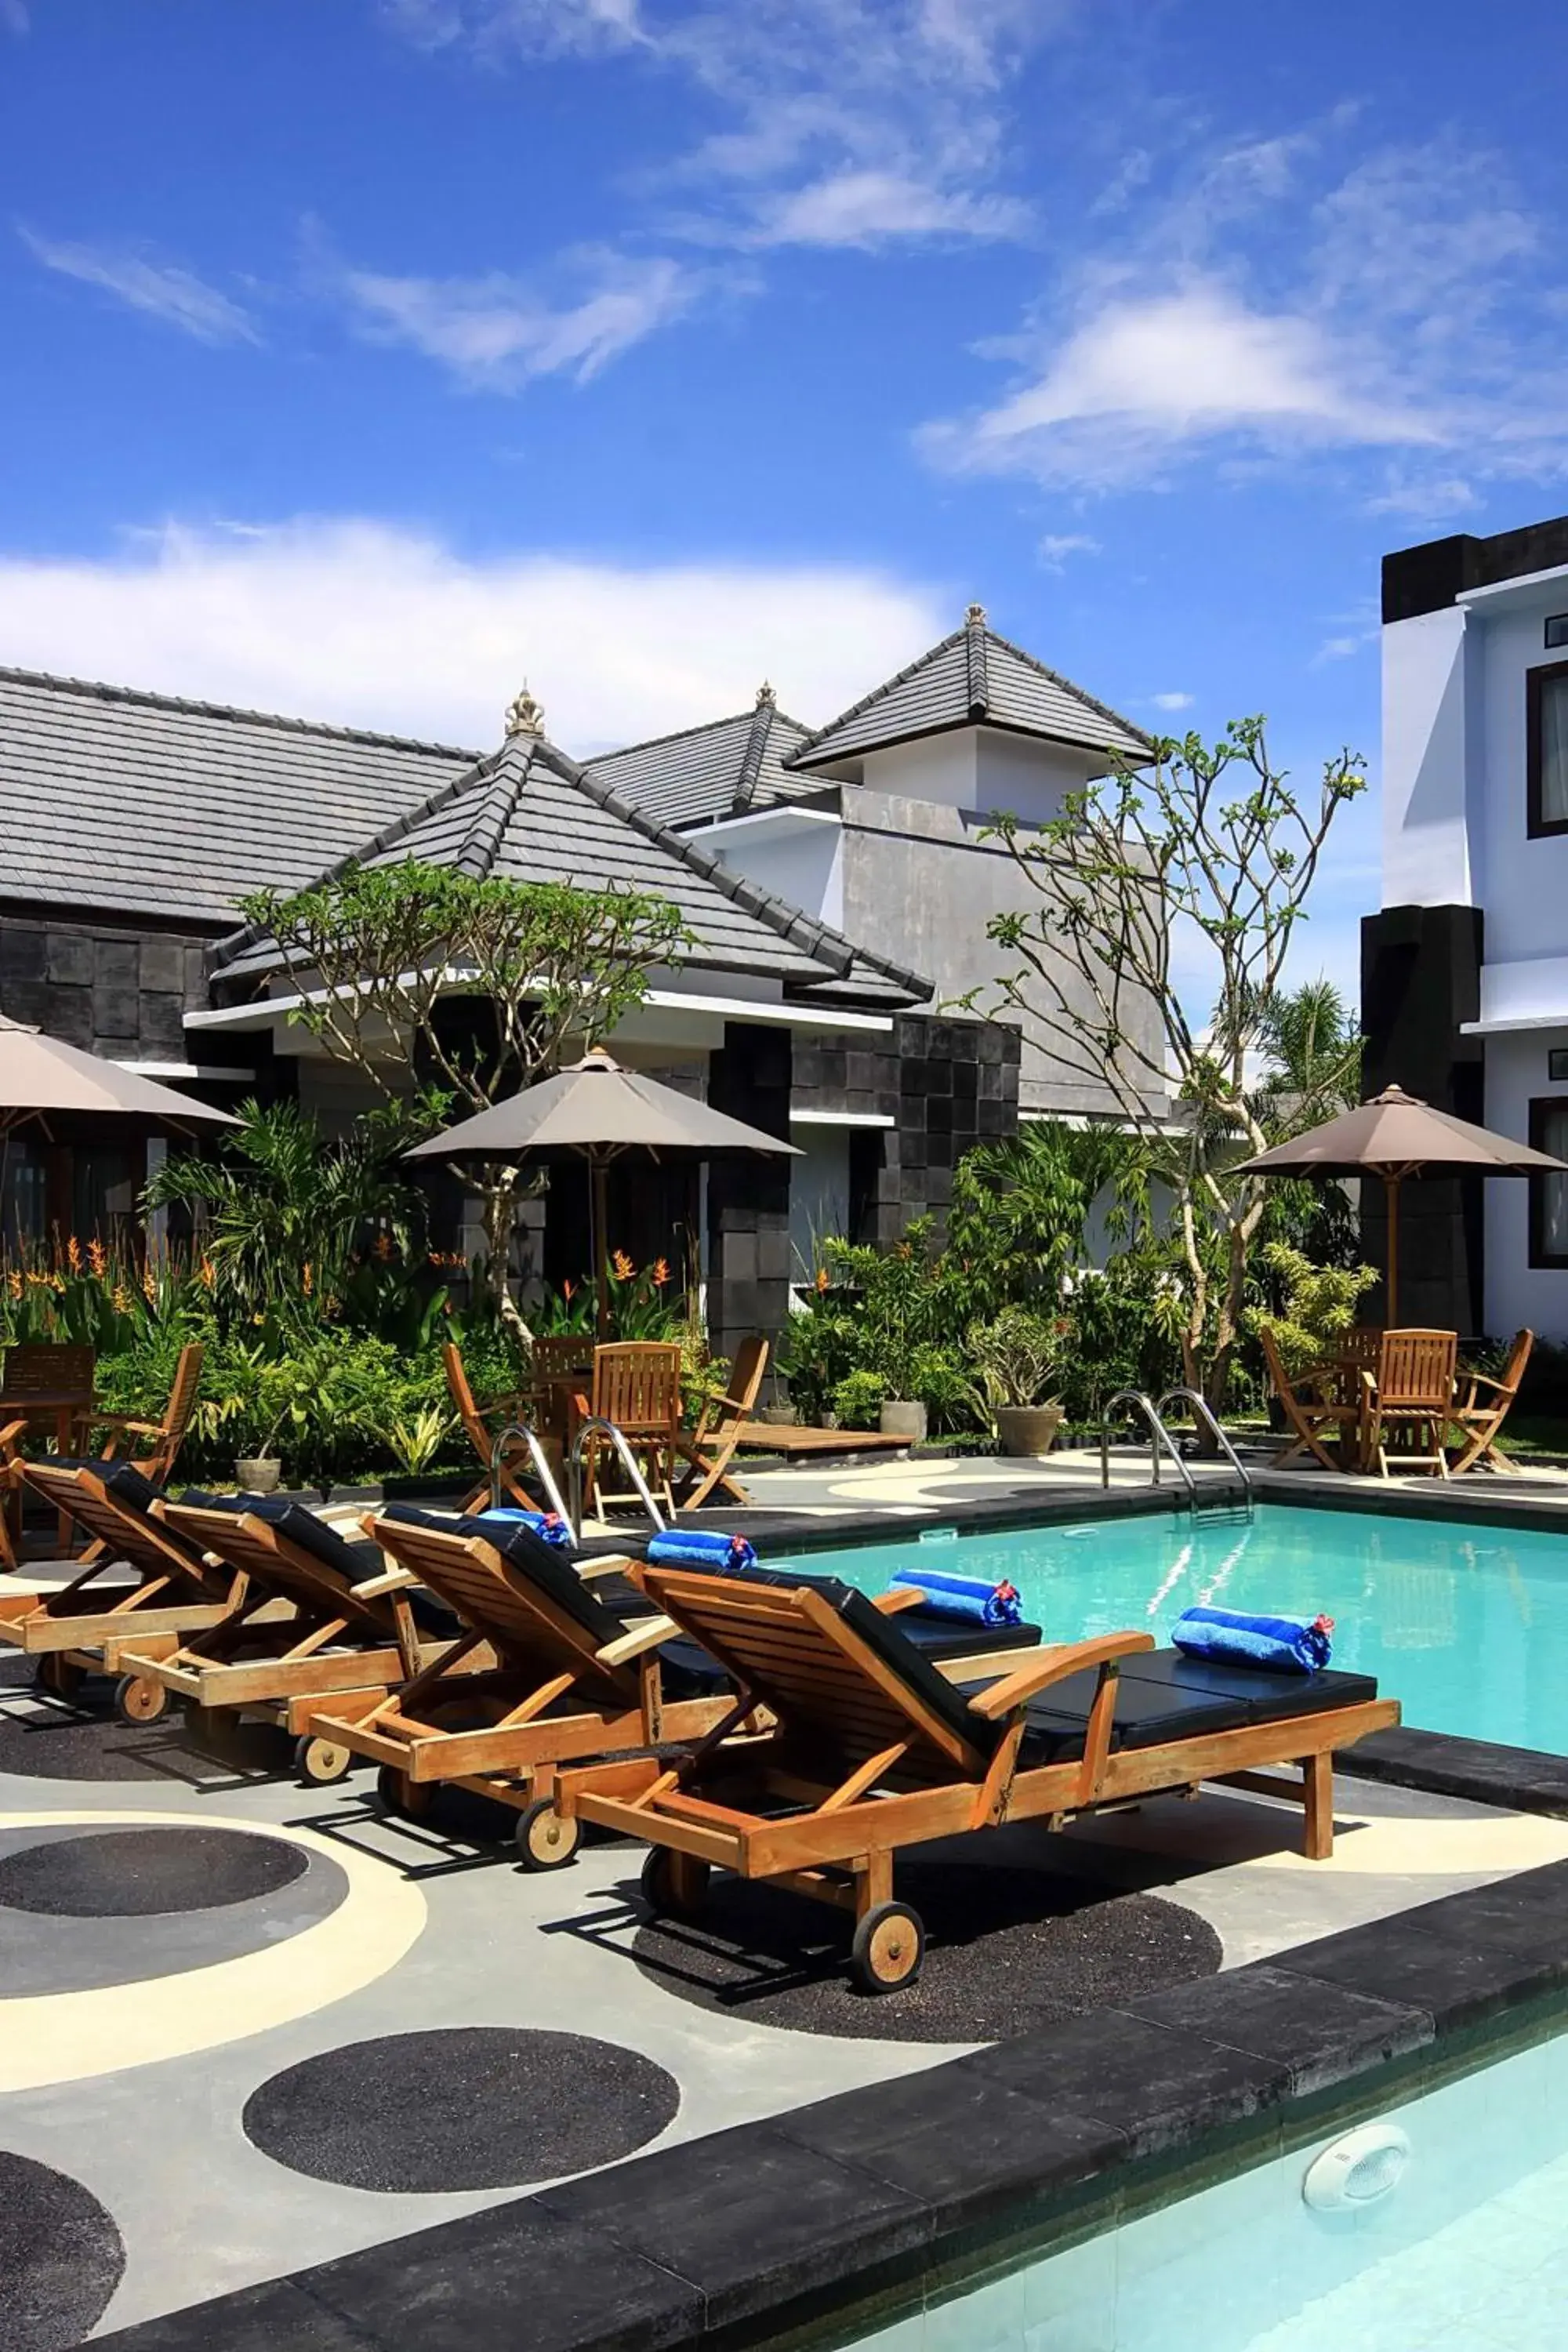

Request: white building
left=1372, top=512, right=1568, bottom=1336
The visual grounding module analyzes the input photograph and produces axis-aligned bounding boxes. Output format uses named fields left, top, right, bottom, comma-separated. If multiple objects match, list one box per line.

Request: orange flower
left=815, top=1265, right=830, bottom=1293
left=652, top=1258, right=670, bottom=1286
left=66, top=1236, right=82, bottom=1274
left=302, top=1262, right=314, bottom=1297
left=88, top=1239, right=106, bottom=1277
left=142, top=1269, right=156, bottom=1303
left=6, top=1272, right=20, bottom=1303
left=612, top=1249, right=635, bottom=1280
left=113, top=1283, right=132, bottom=1315
left=562, top=1279, right=575, bottom=1301
left=199, top=1255, right=216, bottom=1289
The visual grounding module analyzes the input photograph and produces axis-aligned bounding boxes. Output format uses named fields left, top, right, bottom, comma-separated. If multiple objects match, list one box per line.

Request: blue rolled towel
left=887, top=1569, right=1023, bottom=1628
left=475, top=1508, right=572, bottom=1549
left=647, top=1530, right=758, bottom=1573
left=1172, top=1605, right=1334, bottom=1675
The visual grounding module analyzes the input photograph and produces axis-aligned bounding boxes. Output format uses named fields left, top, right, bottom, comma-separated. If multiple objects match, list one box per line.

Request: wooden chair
left=117, top=1497, right=481, bottom=1775
left=672, top=1336, right=768, bottom=1512
left=575, top=1341, right=683, bottom=1519
left=1362, top=1329, right=1459, bottom=1479
left=1259, top=1329, right=1363, bottom=1472
left=0, top=1461, right=245, bottom=1696
left=557, top=1566, right=1399, bottom=1991
left=442, top=1341, right=536, bottom=1514
left=1449, top=1329, right=1534, bottom=1475
left=0, top=1417, right=26, bottom=1570
left=93, top=1341, right=204, bottom=1483
left=299, top=1511, right=739, bottom=1862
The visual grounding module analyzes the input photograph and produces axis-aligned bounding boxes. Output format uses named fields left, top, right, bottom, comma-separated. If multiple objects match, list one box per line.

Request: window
left=1526, top=661, right=1568, bottom=836
left=1547, top=614, right=1568, bottom=650
left=1552, top=1049, right=1568, bottom=1083
left=1529, top=1098, right=1568, bottom=1267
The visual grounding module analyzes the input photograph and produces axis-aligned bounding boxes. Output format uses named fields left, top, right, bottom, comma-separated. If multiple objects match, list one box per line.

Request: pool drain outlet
left=1302, top=2122, right=1410, bottom=2211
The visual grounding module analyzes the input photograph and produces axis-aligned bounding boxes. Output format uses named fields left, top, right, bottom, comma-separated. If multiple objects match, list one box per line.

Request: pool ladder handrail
left=489, top=1418, right=575, bottom=1533
left=1098, top=1388, right=1252, bottom=1517
left=567, top=1416, right=669, bottom=1537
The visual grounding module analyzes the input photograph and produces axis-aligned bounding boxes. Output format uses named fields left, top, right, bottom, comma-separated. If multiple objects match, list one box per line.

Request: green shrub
left=831, top=1369, right=887, bottom=1428
left=1244, top=1243, right=1377, bottom=1380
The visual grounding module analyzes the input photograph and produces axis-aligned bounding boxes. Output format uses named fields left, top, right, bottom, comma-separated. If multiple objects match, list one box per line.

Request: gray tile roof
left=0, top=666, right=475, bottom=927
left=583, top=692, right=825, bottom=830
left=215, top=731, right=930, bottom=1006
left=787, top=604, right=1154, bottom=773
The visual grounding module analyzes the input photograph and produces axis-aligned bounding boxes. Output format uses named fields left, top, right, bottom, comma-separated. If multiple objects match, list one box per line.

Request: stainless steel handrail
left=568, top=1416, right=668, bottom=1536
left=1099, top=1388, right=1196, bottom=1500
left=1156, top=1388, right=1254, bottom=1509
left=489, top=1419, right=575, bottom=1532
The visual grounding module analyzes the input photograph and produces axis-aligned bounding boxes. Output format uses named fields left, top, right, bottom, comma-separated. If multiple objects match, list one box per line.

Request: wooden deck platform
left=735, top=1421, right=912, bottom=1460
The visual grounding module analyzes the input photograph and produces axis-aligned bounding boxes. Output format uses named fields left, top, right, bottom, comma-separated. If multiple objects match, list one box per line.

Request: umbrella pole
left=1385, top=1172, right=1400, bottom=1325
left=591, top=1154, right=611, bottom=1341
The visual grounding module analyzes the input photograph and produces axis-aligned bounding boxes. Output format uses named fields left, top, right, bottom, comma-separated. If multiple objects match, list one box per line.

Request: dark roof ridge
left=456, top=743, right=534, bottom=877
left=964, top=601, right=989, bottom=717
left=786, top=626, right=967, bottom=761
left=0, top=662, right=483, bottom=764
left=589, top=701, right=813, bottom=765
left=732, top=697, right=779, bottom=814
left=979, top=626, right=1156, bottom=753
left=210, top=750, right=499, bottom=967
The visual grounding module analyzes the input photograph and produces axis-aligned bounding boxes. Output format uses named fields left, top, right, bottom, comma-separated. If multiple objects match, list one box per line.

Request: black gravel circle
left=242, top=2027, right=681, bottom=2192
left=0, top=2151, right=125, bottom=2351
left=631, top=1860, right=1222, bottom=2042
left=0, top=1828, right=308, bottom=1917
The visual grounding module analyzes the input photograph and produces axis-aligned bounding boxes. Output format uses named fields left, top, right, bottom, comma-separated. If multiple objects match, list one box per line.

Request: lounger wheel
left=34, top=1654, right=85, bottom=1700
left=851, top=1902, right=925, bottom=1995
left=114, top=1672, right=169, bottom=1726
left=639, top=1846, right=710, bottom=1920
left=514, top=1798, right=581, bottom=1872
left=375, top=1763, right=432, bottom=1819
left=294, top=1733, right=353, bottom=1788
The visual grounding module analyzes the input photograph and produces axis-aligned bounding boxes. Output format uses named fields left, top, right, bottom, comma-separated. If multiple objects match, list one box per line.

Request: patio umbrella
left=406, top=1047, right=801, bottom=1334
left=0, top=1014, right=239, bottom=1137
left=1236, top=1083, right=1568, bottom=1322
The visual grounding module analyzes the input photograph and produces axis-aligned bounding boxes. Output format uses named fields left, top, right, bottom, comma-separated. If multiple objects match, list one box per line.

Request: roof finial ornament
left=965, top=601, right=987, bottom=626
left=504, top=681, right=546, bottom=739
left=755, top=679, right=776, bottom=709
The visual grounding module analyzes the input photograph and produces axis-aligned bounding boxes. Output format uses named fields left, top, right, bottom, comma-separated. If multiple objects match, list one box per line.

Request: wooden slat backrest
left=369, top=1516, right=632, bottom=1699
left=442, top=1343, right=493, bottom=1462
left=2, top=1343, right=95, bottom=1398
left=531, top=1336, right=593, bottom=1386
left=590, top=1343, right=682, bottom=1439
left=20, top=1463, right=220, bottom=1591
left=160, top=1343, right=205, bottom=1451
left=1332, top=1326, right=1384, bottom=1379
left=1258, top=1327, right=1300, bottom=1405
left=1376, top=1328, right=1457, bottom=1411
left=161, top=1504, right=392, bottom=1633
left=1494, top=1327, right=1534, bottom=1399
left=638, top=1566, right=991, bottom=1781
left=717, top=1336, right=768, bottom=1430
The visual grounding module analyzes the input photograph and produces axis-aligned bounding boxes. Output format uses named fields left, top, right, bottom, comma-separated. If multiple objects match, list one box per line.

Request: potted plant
left=968, top=1307, right=1069, bottom=1457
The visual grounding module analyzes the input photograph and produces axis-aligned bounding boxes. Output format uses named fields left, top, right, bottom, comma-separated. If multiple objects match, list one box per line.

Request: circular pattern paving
left=633, top=1860, right=1221, bottom=2042
left=0, top=1828, right=308, bottom=1918
left=0, top=2151, right=125, bottom=2352
left=242, top=2027, right=680, bottom=2192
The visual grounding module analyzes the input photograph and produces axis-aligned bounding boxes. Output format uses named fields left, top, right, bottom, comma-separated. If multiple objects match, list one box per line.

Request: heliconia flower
left=88, top=1240, right=107, bottom=1277
left=652, top=1258, right=670, bottom=1285
left=66, top=1236, right=82, bottom=1273
left=302, top=1263, right=314, bottom=1296
left=113, top=1283, right=132, bottom=1314
left=612, top=1250, right=635, bottom=1280
left=815, top=1265, right=830, bottom=1292
left=199, top=1256, right=216, bottom=1288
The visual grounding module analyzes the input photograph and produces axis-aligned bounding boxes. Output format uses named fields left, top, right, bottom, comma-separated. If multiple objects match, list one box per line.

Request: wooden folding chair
left=1259, top=1329, right=1363, bottom=1471
left=0, top=1416, right=26, bottom=1571
left=115, top=1498, right=479, bottom=1780
left=1449, top=1328, right=1534, bottom=1475
left=673, top=1337, right=768, bottom=1512
left=0, top=1461, right=246, bottom=1697
left=1363, top=1328, right=1458, bottom=1478
left=442, top=1340, right=539, bottom=1514
left=557, top=1566, right=1399, bottom=1991
left=576, top=1342, right=683, bottom=1519
left=300, top=1511, right=739, bottom=1864
left=92, top=1341, right=204, bottom=1483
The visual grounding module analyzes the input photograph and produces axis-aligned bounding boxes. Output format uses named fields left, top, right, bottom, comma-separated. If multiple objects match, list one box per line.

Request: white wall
left=1483, top=1025, right=1568, bottom=1340
left=1381, top=606, right=1475, bottom=907
left=694, top=811, right=844, bottom=930
left=859, top=727, right=1102, bottom=822
left=1472, top=593, right=1568, bottom=965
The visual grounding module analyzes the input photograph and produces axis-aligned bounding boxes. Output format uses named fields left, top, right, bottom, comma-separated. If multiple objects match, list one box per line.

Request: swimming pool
left=774, top=1502, right=1568, bottom=1755
left=840, top=2025, right=1568, bottom=2352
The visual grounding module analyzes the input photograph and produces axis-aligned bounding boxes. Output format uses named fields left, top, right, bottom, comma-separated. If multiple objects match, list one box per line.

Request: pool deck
left=3, top=1457, right=1566, bottom=2349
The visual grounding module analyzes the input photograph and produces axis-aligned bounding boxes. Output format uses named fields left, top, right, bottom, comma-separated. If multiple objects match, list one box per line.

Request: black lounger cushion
left=992, top=1646, right=1379, bottom=1767
left=185, top=1494, right=459, bottom=1638
left=378, top=1504, right=626, bottom=1649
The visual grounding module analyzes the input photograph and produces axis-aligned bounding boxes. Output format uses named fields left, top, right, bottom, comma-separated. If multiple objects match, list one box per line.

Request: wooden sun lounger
left=299, top=1512, right=746, bottom=1866
left=0, top=1461, right=249, bottom=1696
left=556, top=1566, right=1401, bottom=1992
left=113, top=1500, right=485, bottom=1782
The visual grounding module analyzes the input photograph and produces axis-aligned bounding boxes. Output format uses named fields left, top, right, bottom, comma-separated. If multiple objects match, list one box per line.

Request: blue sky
left=3, top=1, right=1567, bottom=1000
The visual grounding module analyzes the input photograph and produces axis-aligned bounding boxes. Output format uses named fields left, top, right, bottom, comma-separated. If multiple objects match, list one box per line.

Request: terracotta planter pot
left=992, top=1403, right=1063, bottom=1458
left=236, top=1457, right=282, bottom=1495
left=879, top=1399, right=927, bottom=1443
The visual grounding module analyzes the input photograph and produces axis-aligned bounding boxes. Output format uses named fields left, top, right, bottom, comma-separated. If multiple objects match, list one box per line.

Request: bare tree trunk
left=477, top=1167, right=533, bottom=1346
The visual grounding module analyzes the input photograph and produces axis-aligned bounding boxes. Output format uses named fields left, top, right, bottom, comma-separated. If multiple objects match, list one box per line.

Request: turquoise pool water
left=774, top=1503, right=1568, bottom=1755
left=843, top=2027, right=1568, bottom=2352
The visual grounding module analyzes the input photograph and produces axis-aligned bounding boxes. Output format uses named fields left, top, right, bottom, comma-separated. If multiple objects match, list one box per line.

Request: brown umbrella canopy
left=408, top=1048, right=801, bottom=1334
left=0, top=1015, right=238, bottom=1136
left=1236, top=1084, right=1568, bottom=1319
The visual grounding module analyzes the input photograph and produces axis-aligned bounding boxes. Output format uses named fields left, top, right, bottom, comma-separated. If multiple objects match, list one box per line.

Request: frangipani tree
left=239, top=860, right=691, bottom=1334
left=982, top=717, right=1366, bottom=1408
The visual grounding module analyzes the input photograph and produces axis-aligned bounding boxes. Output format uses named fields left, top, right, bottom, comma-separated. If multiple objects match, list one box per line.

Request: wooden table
left=0, top=1388, right=97, bottom=1552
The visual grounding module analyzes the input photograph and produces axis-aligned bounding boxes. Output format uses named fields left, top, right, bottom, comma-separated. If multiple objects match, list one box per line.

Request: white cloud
left=0, top=517, right=944, bottom=753
left=746, top=171, right=1030, bottom=250
left=338, top=251, right=697, bottom=389
left=1, top=0, right=29, bottom=32
left=1037, top=532, right=1100, bottom=570
left=926, top=279, right=1436, bottom=489
left=1150, top=691, right=1193, bottom=710
left=18, top=227, right=259, bottom=346
left=1367, top=475, right=1480, bottom=521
